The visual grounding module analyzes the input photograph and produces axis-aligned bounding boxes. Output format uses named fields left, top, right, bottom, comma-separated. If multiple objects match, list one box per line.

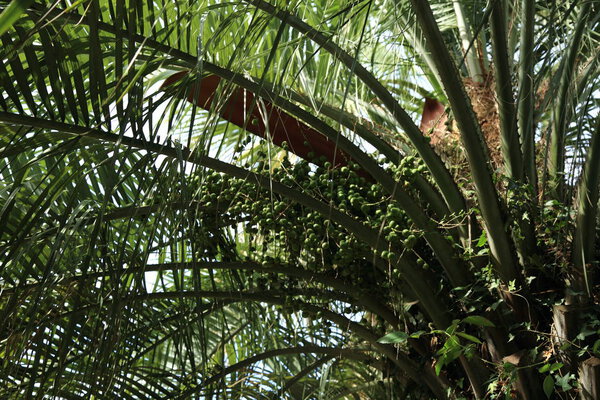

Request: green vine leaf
left=456, top=332, right=482, bottom=344
left=462, top=315, right=495, bottom=327
left=377, top=331, right=409, bottom=344
left=543, top=375, right=554, bottom=398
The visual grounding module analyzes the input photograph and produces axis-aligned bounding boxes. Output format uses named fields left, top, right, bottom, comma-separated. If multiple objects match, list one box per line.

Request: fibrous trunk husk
left=579, top=357, right=600, bottom=400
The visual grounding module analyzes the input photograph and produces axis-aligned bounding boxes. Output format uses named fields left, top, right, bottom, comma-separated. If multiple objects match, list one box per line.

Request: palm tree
left=1, top=0, right=599, bottom=398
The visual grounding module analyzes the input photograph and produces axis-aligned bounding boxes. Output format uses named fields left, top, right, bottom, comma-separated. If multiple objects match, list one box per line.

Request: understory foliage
left=1, top=0, right=600, bottom=399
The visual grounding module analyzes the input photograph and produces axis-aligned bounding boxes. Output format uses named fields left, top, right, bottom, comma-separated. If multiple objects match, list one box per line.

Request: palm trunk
left=580, top=358, right=600, bottom=400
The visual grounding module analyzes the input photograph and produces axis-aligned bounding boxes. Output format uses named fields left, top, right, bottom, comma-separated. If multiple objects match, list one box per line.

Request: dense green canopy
left=1, top=0, right=600, bottom=399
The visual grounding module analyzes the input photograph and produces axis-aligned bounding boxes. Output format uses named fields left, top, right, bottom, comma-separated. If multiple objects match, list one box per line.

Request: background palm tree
left=1, top=0, right=600, bottom=398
